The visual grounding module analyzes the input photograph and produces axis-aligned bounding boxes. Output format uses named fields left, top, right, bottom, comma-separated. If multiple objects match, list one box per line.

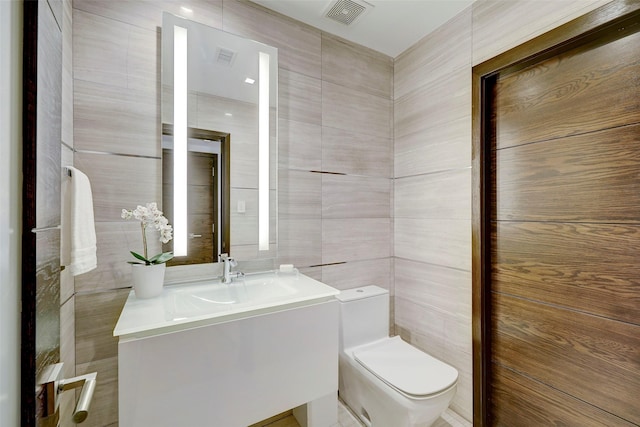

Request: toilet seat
left=352, top=336, right=458, bottom=398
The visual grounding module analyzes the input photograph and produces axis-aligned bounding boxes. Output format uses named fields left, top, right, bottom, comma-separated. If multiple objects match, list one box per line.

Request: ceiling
left=250, top=0, right=474, bottom=58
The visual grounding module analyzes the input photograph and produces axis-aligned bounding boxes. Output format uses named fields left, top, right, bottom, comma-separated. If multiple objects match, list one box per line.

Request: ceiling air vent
left=325, top=0, right=372, bottom=26
left=215, top=47, right=236, bottom=67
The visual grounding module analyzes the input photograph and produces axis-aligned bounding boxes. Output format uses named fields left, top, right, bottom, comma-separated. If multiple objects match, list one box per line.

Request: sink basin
left=164, top=273, right=297, bottom=320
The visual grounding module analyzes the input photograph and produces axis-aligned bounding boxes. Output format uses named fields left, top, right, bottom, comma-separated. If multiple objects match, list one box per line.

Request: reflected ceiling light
left=258, top=51, right=270, bottom=251
left=173, top=25, right=188, bottom=257
left=180, top=6, right=193, bottom=13
left=224, top=112, right=233, bottom=117
left=244, top=77, right=255, bottom=84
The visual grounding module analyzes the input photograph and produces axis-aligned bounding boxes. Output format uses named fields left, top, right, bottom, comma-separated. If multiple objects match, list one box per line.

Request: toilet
left=336, top=285, right=458, bottom=427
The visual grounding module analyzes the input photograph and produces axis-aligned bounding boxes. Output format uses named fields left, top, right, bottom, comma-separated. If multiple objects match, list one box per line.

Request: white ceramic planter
left=131, top=263, right=166, bottom=299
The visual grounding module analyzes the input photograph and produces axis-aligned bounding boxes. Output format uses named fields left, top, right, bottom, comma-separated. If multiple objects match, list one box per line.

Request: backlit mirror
left=162, top=12, right=278, bottom=266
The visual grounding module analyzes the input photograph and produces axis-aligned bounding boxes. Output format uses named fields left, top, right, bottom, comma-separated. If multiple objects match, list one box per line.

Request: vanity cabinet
left=115, top=273, right=339, bottom=427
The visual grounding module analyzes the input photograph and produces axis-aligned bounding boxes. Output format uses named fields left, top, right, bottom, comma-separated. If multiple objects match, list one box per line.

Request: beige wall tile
left=472, top=0, right=612, bottom=66
left=231, top=243, right=278, bottom=262
left=74, top=152, right=161, bottom=222
left=73, top=9, right=157, bottom=91
left=229, top=141, right=259, bottom=189
left=394, top=8, right=471, bottom=101
left=278, top=119, right=321, bottom=170
left=322, top=81, right=392, bottom=139
left=125, top=21, right=160, bottom=92
left=298, top=266, right=322, bottom=281
left=231, top=214, right=259, bottom=246
left=394, top=67, right=470, bottom=139
left=278, top=170, right=321, bottom=219
left=75, top=289, right=129, bottom=365
left=322, top=174, right=391, bottom=219
left=222, top=0, right=321, bottom=78
left=321, top=33, right=392, bottom=99
left=74, top=0, right=223, bottom=31
left=277, top=218, right=322, bottom=268
left=395, top=218, right=470, bottom=271
left=74, top=79, right=159, bottom=157
left=394, top=258, right=471, bottom=320
left=322, top=126, right=392, bottom=177
left=395, top=169, right=471, bottom=220
left=395, top=296, right=472, bottom=375
left=279, top=69, right=322, bottom=125
left=322, top=218, right=391, bottom=264
left=394, top=115, right=471, bottom=178
left=73, top=9, right=128, bottom=87
left=61, top=0, right=73, bottom=147
left=321, top=258, right=392, bottom=292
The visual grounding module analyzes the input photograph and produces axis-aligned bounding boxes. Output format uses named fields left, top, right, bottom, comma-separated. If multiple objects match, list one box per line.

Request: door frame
left=471, top=1, right=640, bottom=424
left=22, top=1, right=39, bottom=425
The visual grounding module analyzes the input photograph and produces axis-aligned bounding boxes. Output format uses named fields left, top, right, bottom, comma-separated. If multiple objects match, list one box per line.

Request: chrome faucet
left=219, top=253, right=243, bottom=283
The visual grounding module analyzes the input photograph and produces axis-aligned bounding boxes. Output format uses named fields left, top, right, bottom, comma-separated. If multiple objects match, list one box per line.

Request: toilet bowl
left=336, top=286, right=458, bottom=427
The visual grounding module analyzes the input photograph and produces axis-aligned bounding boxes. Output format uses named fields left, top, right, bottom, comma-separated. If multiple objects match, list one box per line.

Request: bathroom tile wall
left=392, top=0, right=613, bottom=422
left=71, top=0, right=392, bottom=425
left=70, top=0, right=612, bottom=424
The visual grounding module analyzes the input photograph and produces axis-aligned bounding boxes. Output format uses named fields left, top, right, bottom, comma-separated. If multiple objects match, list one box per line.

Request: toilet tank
left=336, top=286, right=389, bottom=350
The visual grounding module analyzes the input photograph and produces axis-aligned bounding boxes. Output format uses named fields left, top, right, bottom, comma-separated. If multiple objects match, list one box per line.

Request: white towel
left=61, top=166, right=97, bottom=276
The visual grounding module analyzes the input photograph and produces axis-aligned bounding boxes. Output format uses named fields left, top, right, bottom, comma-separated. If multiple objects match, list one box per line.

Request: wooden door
left=163, top=149, right=217, bottom=265
left=473, top=2, right=640, bottom=425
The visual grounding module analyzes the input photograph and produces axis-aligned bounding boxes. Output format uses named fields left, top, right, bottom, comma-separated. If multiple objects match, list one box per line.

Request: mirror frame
left=162, top=12, right=279, bottom=265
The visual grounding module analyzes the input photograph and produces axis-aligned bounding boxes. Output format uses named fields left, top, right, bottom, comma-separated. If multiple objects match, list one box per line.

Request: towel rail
left=31, top=224, right=61, bottom=233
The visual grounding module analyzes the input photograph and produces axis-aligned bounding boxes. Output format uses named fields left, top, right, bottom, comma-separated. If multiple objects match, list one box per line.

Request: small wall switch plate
left=237, top=200, right=246, bottom=213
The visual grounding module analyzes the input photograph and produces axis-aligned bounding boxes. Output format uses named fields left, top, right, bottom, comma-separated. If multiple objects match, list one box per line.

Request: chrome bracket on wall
left=39, top=362, right=97, bottom=423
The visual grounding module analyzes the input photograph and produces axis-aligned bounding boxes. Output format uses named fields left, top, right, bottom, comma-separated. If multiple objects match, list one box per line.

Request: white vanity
left=114, top=271, right=340, bottom=427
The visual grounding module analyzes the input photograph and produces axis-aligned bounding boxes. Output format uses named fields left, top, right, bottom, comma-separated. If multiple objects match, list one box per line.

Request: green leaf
left=149, top=252, right=174, bottom=264
left=130, top=251, right=150, bottom=263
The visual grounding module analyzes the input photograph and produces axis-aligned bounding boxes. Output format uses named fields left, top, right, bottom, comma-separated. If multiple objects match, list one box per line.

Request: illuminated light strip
left=258, top=52, right=270, bottom=251
left=173, top=25, right=188, bottom=256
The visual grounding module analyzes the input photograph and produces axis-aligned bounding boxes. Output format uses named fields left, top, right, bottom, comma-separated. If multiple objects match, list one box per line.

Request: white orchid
left=121, top=202, right=174, bottom=265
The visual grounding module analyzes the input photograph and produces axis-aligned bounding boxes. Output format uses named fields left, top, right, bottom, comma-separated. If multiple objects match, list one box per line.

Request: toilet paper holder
left=39, top=362, right=97, bottom=423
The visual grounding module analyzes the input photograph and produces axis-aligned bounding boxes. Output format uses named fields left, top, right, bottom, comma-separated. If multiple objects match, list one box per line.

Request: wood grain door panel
left=492, top=124, right=640, bottom=222
left=491, top=221, right=640, bottom=324
left=494, top=28, right=640, bottom=149
left=490, top=364, right=637, bottom=427
left=491, top=294, right=640, bottom=423
left=477, top=3, right=640, bottom=425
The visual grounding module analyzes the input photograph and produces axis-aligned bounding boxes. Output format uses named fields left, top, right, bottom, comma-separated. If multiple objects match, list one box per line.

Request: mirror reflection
left=161, top=12, right=278, bottom=266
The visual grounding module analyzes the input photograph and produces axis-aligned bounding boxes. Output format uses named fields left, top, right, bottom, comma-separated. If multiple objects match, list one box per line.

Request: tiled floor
left=255, top=400, right=471, bottom=427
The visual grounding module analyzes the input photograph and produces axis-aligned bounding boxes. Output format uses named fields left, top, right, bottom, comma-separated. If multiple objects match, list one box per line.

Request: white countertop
left=113, top=271, right=339, bottom=339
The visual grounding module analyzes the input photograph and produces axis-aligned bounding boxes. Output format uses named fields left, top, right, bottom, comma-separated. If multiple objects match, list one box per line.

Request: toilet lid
left=353, top=336, right=458, bottom=397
